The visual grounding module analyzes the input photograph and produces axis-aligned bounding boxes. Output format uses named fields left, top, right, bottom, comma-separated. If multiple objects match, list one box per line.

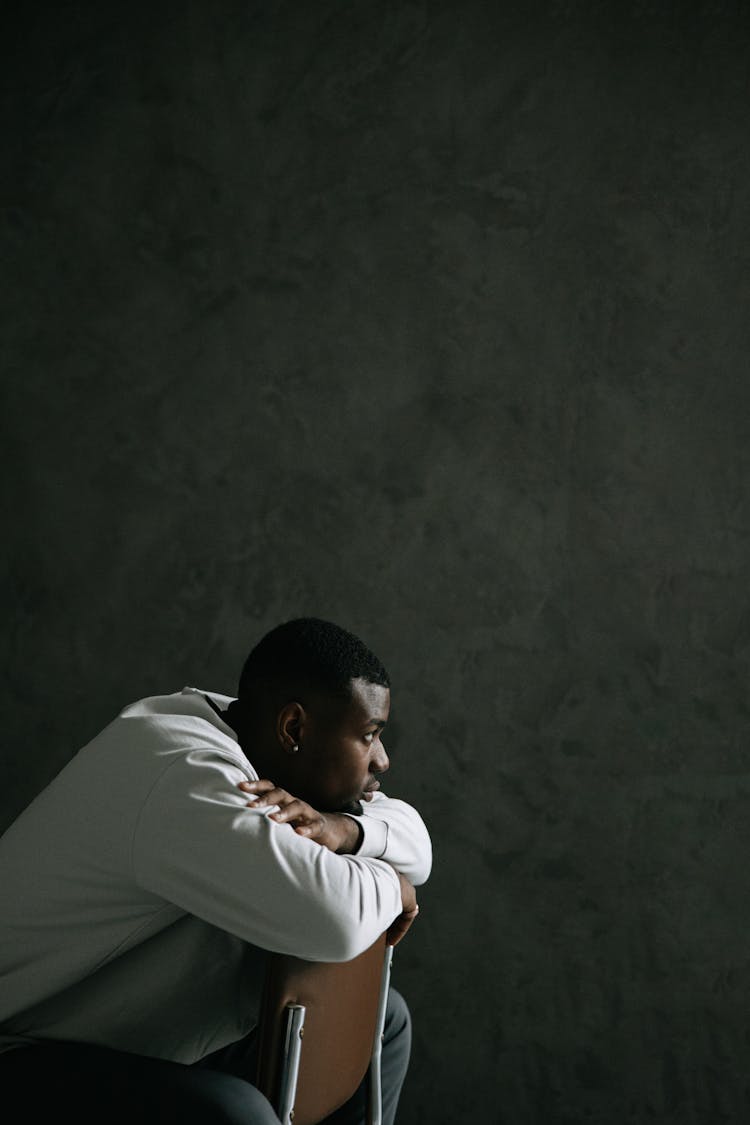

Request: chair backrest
left=255, top=932, right=393, bottom=1125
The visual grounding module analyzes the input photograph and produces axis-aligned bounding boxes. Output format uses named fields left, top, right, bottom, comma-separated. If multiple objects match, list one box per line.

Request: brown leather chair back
left=255, top=932, right=390, bottom=1125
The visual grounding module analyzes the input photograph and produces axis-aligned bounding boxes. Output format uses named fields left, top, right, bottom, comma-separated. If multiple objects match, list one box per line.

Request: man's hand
left=387, top=871, right=419, bottom=948
left=238, top=780, right=363, bottom=854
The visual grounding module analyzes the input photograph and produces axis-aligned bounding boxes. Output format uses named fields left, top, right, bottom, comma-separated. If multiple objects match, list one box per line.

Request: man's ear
left=277, top=701, right=305, bottom=754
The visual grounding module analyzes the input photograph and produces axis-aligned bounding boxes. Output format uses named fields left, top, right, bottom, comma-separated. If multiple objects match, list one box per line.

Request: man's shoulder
left=94, top=686, right=243, bottom=763
left=118, top=686, right=235, bottom=722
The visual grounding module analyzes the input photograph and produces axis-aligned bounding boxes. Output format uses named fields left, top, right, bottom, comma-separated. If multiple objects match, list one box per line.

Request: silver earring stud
left=291, top=744, right=299, bottom=753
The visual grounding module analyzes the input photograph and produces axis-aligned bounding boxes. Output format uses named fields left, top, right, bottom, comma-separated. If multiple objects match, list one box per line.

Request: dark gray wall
left=3, top=2, right=750, bottom=1121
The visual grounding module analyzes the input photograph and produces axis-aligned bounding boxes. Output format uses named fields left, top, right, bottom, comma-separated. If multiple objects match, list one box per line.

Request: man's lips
left=362, top=780, right=380, bottom=801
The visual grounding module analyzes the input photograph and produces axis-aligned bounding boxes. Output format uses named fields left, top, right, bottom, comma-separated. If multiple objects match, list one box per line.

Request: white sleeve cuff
left=353, top=811, right=389, bottom=859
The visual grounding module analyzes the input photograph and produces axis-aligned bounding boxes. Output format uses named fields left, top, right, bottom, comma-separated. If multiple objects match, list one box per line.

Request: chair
left=255, top=932, right=394, bottom=1125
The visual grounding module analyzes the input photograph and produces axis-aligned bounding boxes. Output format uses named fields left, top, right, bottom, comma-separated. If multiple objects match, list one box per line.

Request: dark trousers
left=0, top=987, right=411, bottom=1124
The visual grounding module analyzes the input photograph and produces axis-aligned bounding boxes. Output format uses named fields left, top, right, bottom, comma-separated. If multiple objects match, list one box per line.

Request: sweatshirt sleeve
left=352, top=791, right=432, bottom=886
left=131, top=748, right=402, bottom=963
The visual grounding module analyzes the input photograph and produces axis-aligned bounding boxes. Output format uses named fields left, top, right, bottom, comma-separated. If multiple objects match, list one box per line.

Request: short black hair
left=237, top=617, right=390, bottom=703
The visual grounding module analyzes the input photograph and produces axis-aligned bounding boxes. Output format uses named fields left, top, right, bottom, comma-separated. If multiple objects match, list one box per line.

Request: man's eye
left=363, top=732, right=375, bottom=744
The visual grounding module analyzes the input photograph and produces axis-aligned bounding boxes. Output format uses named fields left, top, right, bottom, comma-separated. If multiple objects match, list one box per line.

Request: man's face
left=295, top=678, right=391, bottom=813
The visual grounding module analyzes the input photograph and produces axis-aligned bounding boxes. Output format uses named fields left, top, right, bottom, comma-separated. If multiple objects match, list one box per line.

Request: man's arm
left=132, top=754, right=405, bottom=964
left=238, top=780, right=432, bottom=886
left=238, top=779, right=431, bottom=948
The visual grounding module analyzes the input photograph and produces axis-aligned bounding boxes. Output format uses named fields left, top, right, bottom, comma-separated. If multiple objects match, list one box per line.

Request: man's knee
left=206, top=1076, right=280, bottom=1125
left=383, top=987, right=412, bottom=1052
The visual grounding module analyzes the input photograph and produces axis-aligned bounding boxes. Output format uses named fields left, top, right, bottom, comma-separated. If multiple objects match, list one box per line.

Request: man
left=0, top=617, right=432, bottom=1123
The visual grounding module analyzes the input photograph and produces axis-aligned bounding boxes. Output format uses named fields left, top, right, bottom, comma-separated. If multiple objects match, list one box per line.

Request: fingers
left=238, top=780, right=321, bottom=831
left=270, top=800, right=316, bottom=825
left=386, top=906, right=419, bottom=948
left=388, top=873, right=419, bottom=946
left=241, top=783, right=283, bottom=801
left=239, top=779, right=293, bottom=812
left=396, top=871, right=418, bottom=914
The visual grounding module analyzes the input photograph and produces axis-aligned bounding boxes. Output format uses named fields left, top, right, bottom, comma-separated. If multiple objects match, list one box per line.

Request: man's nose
left=373, top=739, right=389, bottom=774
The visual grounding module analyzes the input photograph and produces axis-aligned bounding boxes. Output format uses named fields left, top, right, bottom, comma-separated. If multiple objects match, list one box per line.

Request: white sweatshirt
left=0, top=687, right=432, bottom=1063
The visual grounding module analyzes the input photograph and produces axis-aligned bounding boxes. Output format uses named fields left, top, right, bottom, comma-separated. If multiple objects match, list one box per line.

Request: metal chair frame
left=256, top=935, right=394, bottom=1125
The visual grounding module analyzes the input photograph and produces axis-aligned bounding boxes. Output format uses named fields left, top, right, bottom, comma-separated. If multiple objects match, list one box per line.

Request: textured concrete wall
left=3, top=2, right=750, bottom=1121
